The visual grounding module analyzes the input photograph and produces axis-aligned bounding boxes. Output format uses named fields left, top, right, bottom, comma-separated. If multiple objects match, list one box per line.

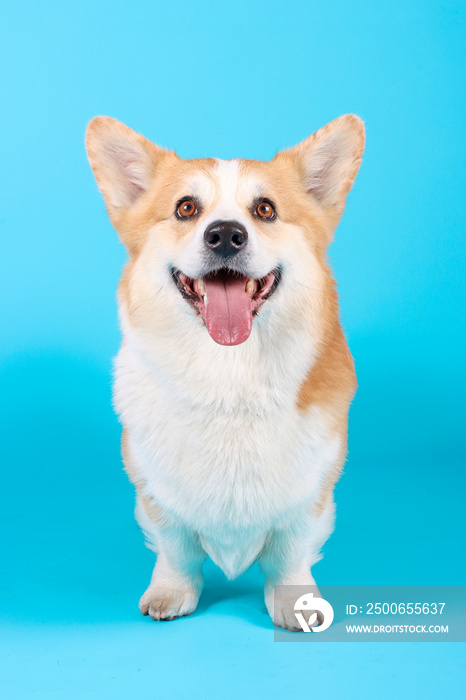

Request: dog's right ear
left=85, top=117, right=165, bottom=218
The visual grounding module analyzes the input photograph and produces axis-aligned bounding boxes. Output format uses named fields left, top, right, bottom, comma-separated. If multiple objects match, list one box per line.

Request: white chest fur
left=114, top=311, right=340, bottom=576
left=115, top=329, right=339, bottom=515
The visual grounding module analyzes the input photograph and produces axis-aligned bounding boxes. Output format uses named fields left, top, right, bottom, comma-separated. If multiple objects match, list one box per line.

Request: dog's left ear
left=279, top=114, right=365, bottom=218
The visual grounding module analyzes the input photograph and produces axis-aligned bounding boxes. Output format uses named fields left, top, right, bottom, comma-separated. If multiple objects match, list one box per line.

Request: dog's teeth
left=203, top=294, right=207, bottom=306
left=197, top=278, right=206, bottom=295
left=246, top=278, right=255, bottom=296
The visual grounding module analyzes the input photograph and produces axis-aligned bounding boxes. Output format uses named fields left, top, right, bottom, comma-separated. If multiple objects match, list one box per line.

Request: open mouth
left=171, top=267, right=282, bottom=346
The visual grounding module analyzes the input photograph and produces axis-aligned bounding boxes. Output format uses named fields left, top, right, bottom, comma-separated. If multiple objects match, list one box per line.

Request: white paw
left=266, top=582, right=324, bottom=632
left=272, top=591, right=305, bottom=631
left=139, top=585, right=200, bottom=621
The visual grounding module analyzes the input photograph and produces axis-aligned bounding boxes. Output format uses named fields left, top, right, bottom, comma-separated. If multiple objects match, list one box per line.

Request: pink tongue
left=203, top=273, right=252, bottom=346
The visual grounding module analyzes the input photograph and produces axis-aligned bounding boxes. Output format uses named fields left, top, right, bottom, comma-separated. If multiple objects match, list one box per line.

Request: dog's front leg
left=260, top=502, right=335, bottom=631
left=137, top=496, right=206, bottom=621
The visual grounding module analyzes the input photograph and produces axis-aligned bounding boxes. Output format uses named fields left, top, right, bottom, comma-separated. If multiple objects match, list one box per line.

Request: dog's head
left=86, top=116, right=364, bottom=347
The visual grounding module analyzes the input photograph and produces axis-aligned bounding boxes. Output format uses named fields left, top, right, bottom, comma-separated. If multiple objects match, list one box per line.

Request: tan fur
left=139, top=493, right=165, bottom=527
left=122, top=428, right=165, bottom=526
left=120, top=426, right=140, bottom=487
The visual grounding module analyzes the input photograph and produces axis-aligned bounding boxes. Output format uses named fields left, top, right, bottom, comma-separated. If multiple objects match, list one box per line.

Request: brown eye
left=255, top=200, right=275, bottom=220
left=176, top=199, right=198, bottom=218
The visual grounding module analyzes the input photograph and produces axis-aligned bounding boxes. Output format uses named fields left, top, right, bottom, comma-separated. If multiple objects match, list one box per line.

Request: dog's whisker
left=295, top=282, right=326, bottom=294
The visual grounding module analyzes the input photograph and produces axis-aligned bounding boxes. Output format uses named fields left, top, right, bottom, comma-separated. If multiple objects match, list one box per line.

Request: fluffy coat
left=85, top=114, right=364, bottom=629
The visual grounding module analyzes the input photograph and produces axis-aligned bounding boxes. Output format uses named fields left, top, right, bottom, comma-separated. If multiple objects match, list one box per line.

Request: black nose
left=204, top=220, right=248, bottom=258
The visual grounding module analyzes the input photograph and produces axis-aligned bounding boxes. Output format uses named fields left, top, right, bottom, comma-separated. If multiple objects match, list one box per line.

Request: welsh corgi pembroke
left=85, top=115, right=364, bottom=630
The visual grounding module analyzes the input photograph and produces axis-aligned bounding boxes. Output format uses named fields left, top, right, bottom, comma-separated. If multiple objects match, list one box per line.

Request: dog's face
left=86, top=116, right=364, bottom=347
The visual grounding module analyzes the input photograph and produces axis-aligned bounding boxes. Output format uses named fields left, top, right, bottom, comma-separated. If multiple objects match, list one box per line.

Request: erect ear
left=85, top=116, right=164, bottom=215
left=282, top=114, right=365, bottom=215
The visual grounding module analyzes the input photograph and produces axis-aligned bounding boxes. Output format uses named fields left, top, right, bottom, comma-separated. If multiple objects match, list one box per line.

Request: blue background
left=1, top=0, right=465, bottom=697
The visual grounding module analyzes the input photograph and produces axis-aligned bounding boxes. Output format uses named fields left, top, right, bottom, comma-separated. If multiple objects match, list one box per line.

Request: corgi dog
left=85, top=114, right=364, bottom=630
